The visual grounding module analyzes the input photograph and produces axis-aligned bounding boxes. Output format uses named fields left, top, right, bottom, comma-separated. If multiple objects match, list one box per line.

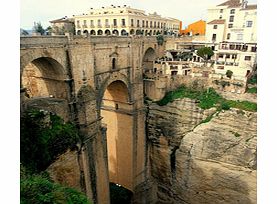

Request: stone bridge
left=20, top=35, right=165, bottom=203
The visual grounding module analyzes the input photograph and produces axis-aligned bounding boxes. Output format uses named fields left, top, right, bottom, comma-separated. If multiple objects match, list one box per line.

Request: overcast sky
left=20, top=0, right=257, bottom=30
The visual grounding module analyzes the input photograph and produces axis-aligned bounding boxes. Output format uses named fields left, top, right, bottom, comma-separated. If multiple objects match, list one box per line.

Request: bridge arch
left=21, top=55, right=69, bottom=99
left=97, top=72, right=131, bottom=110
left=142, top=47, right=156, bottom=74
left=100, top=77, right=134, bottom=191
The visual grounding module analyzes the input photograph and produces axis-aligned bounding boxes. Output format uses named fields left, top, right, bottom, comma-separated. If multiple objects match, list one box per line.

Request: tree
left=226, top=70, right=233, bottom=79
left=33, top=22, right=45, bottom=35
left=156, top=35, right=164, bottom=45
left=196, top=47, right=214, bottom=65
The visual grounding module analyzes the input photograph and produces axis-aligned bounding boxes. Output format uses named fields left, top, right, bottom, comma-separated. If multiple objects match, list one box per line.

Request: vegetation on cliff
left=156, top=85, right=257, bottom=112
left=20, top=109, right=91, bottom=204
left=21, top=109, right=80, bottom=172
left=21, top=166, right=91, bottom=204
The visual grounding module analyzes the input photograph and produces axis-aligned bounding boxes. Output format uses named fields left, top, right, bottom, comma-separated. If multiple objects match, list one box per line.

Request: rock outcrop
left=47, top=150, right=84, bottom=192
left=147, top=98, right=257, bottom=204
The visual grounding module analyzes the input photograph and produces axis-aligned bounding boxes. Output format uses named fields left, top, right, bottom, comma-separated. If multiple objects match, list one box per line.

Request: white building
left=206, top=0, right=257, bottom=80
left=73, top=5, right=180, bottom=36
left=154, top=60, right=192, bottom=76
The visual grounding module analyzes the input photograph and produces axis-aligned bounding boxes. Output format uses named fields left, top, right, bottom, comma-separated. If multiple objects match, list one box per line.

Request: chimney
left=241, top=0, right=248, bottom=9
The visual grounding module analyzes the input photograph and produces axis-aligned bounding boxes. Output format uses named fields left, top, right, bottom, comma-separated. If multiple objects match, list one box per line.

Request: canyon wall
left=147, top=98, right=257, bottom=204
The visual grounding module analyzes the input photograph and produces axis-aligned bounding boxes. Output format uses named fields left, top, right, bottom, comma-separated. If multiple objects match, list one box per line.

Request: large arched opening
left=142, top=47, right=156, bottom=74
left=100, top=80, right=134, bottom=193
left=142, top=47, right=158, bottom=99
left=21, top=57, right=68, bottom=99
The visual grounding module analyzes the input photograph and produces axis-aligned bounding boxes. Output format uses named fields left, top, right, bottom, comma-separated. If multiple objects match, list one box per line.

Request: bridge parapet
left=20, top=36, right=68, bottom=48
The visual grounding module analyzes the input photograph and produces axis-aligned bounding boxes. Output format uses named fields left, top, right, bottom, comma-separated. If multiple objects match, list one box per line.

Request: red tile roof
left=207, top=19, right=226, bottom=24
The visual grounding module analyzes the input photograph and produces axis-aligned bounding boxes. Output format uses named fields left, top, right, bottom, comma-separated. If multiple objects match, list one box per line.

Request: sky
left=20, top=0, right=257, bottom=30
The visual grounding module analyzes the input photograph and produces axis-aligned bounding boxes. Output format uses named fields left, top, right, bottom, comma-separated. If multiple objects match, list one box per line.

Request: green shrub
left=226, top=70, right=233, bottom=79
left=156, top=85, right=257, bottom=112
left=226, top=100, right=257, bottom=112
left=21, top=109, right=80, bottom=173
left=248, top=74, right=257, bottom=84
left=157, top=86, right=222, bottom=109
left=247, top=87, right=257, bottom=93
left=21, top=173, right=91, bottom=204
left=220, top=102, right=231, bottom=110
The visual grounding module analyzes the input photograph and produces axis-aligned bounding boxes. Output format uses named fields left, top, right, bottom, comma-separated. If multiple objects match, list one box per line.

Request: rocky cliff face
left=147, top=98, right=257, bottom=204
left=47, top=150, right=84, bottom=192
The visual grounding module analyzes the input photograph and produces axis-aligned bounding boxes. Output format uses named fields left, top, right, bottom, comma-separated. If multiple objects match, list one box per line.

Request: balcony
left=121, top=24, right=126, bottom=28
left=82, top=25, right=88, bottom=28
left=105, top=24, right=110, bottom=28
left=90, top=25, right=95, bottom=28
left=97, top=24, right=102, bottom=28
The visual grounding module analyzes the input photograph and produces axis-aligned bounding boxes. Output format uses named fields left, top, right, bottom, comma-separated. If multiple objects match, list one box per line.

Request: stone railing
left=20, top=36, right=68, bottom=48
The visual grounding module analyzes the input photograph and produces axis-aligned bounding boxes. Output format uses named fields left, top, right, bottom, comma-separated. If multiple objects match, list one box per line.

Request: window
left=83, top=20, right=87, bottom=27
left=219, top=54, right=224, bottom=58
left=229, top=15, right=234, bottom=22
left=112, top=58, right=116, bottom=69
left=219, top=15, right=222, bottom=19
left=245, top=56, right=251, bottom=61
left=137, top=20, right=140, bottom=27
left=235, top=45, right=242, bottom=50
left=142, top=20, right=145, bottom=27
left=227, top=33, right=231, bottom=40
left=122, top=19, right=125, bottom=26
left=230, top=9, right=235, bottom=14
left=251, top=46, right=257, bottom=52
left=212, top=34, right=216, bottom=41
left=150, top=21, right=153, bottom=28
left=213, top=25, right=218, bottom=29
left=97, top=19, right=101, bottom=26
left=226, top=54, right=230, bottom=59
left=105, top=19, right=109, bottom=26
left=230, top=44, right=235, bottom=49
left=232, top=54, right=237, bottom=59
left=242, top=45, right=248, bottom=51
left=146, top=21, right=148, bottom=27
left=171, top=71, right=178, bottom=75
left=131, top=19, right=134, bottom=26
left=90, top=20, right=94, bottom=26
left=228, top=24, right=233, bottom=28
left=113, top=19, right=117, bottom=26
left=158, top=22, right=160, bottom=28
left=220, top=9, right=223, bottom=13
left=246, top=21, right=253, bottom=27
left=237, top=34, right=243, bottom=40
left=154, top=22, right=156, bottom=28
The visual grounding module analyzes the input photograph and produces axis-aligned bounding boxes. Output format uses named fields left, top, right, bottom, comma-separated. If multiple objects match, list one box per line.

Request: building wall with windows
left=74, top=5, right=180, bottom=36
left=205, top=0, right=257, bottom=79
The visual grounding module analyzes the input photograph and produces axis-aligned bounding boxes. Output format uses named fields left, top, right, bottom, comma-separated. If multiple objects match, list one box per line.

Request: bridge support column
left=81, top=120, right=110, bottom=204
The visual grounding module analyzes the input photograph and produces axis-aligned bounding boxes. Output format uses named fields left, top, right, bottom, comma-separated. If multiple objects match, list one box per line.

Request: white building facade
left=74, top=5, right=180, bottom=36
left=206, top=0, right=257, bottom=80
